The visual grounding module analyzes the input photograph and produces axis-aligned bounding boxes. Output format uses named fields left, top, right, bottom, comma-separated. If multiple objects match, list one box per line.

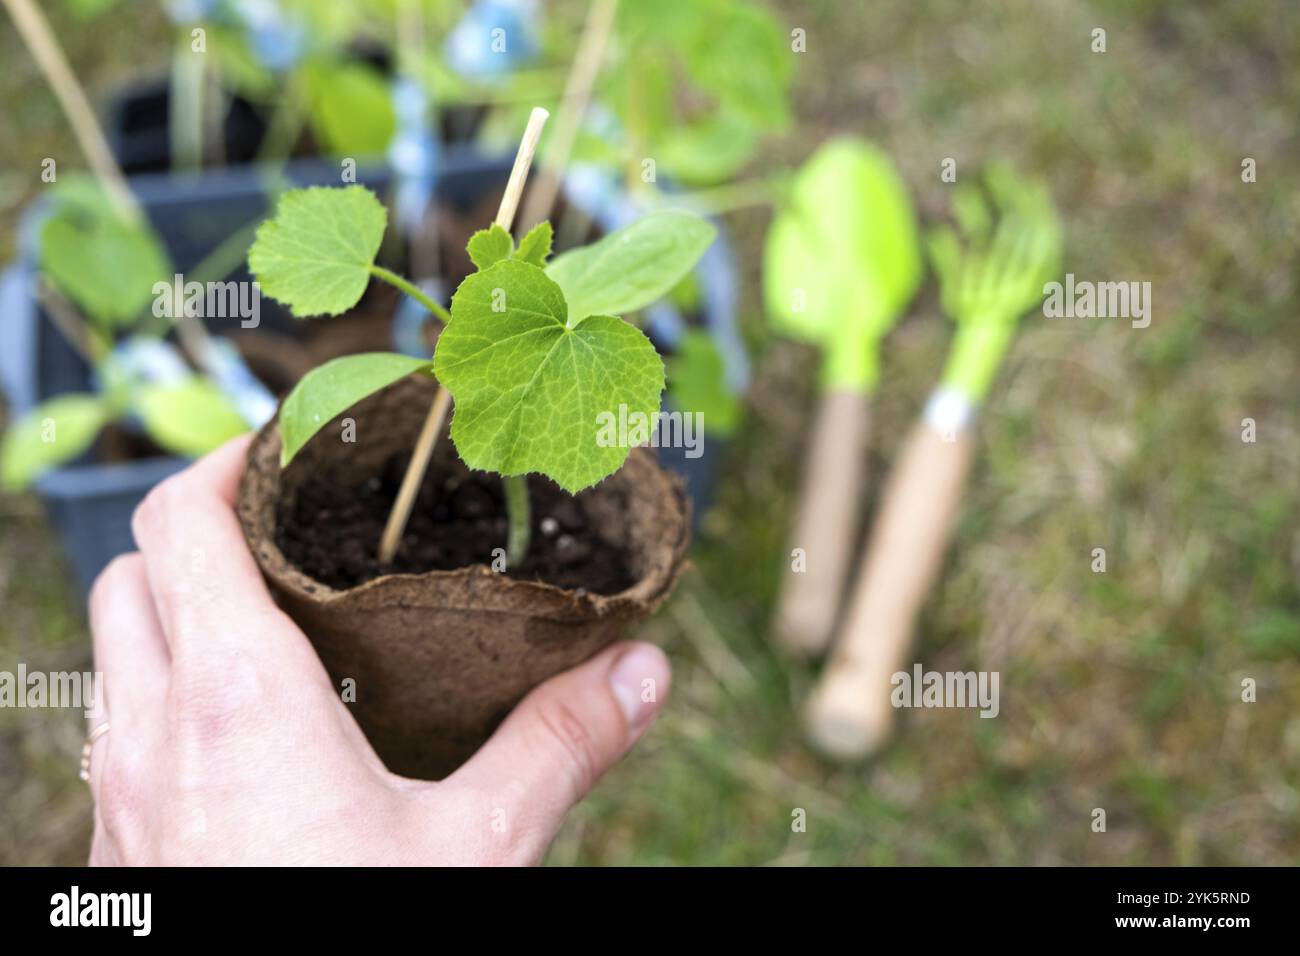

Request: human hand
left=85, top=435, right=670, bottom=866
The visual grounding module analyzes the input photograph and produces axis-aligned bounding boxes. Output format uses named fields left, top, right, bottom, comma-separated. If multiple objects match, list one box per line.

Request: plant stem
left=653, top=174, right=785, bottom=218
left=35, top=280, right=110, bottom=366
left=188, top=217, right=262, bottom=287
left=370, top=265, right=452, bottom=325
left=170, top=36, right=203, bottom=172
left=202, top=52, right=226, bottom=166
left=254, top=72, right=306, bottom=166
left=503, top=474, right=531, bottom=567
left=488, top=108, right=550, bottom=568
left=376, top=107, right=550, bottom=566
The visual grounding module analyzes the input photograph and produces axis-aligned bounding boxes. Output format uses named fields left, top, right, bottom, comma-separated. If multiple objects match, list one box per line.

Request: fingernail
left=608, top=643, right=670, bottom=736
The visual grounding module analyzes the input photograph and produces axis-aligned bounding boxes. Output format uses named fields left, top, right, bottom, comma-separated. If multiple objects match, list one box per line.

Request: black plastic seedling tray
left=0, top=155, right=743, bottom=598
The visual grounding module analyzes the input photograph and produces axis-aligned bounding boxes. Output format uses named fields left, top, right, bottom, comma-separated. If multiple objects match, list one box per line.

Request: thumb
left=447, top=641, right=670, bottom=861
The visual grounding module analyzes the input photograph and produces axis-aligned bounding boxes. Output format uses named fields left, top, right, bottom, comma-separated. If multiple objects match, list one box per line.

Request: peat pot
left=237, top=374, right=691, bottom=779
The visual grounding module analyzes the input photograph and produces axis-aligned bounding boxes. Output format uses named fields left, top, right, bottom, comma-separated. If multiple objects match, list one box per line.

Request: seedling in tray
left=1, top=182, right=249, bottom=490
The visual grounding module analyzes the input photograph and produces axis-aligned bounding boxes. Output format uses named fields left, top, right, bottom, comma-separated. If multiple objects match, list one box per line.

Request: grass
left=2, top=0, right=1298, bottom=865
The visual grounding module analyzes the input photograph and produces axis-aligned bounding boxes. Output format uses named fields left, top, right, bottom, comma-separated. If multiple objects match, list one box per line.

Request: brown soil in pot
left=237, top=373, right=691, bottom=780
left=276, top=460, right=638, bottom=594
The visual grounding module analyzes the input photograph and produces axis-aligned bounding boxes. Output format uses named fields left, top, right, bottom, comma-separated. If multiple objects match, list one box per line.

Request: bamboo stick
left=377, top=107, right=550, bottom=565
left=2, top=0, right=138, bottom=222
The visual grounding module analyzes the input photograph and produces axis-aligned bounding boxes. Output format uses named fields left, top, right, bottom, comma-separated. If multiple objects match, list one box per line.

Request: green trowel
left=764, top=138, right=923, bottom=656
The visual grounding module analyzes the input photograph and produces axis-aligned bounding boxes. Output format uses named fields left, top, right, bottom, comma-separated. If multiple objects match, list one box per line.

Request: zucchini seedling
left=0, top=182, right=249, bottom=491
left=247, top=150, right=715, bottom=573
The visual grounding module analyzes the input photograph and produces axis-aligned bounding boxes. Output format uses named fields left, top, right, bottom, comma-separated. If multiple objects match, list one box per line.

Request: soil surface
left=275, top=450, right=637, bottom=595
left=97, top=422, right=165, bottom=464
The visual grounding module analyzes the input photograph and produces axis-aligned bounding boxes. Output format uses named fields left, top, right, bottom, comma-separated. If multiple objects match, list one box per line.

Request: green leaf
left=278, top=352, right=433, bottom=467
left=655, top=113, right=759, bottom=186
left=467, top=224, right=515, bottom=271
left=568, top=125, right=626, bottom=168
left=135, top=377, right=249, bottom=458
left=39, top=182, right=171, bottom=330
left=435, top=260, right=664, bottom=493
left=545, top=210, right=716, bottom=324
left=668, top=331, right=741, bottom=436
left=606, top=0, right=791, bottom=166
left=248, top=186, right=388, bottom=317
left=513, top=221, right=553, bottom=266
left=303, top=60, right=396, bottom=157
left=0, top=394, right=108, bottom=490
left=667, top=271, right=702, bottom=314
left=683, top=1, right=791, bottom=130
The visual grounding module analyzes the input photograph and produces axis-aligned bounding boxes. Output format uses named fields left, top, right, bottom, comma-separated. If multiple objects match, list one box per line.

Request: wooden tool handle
left=772, top=388, right=871, bottom=656
left=805, top=418, right=975, bottom=758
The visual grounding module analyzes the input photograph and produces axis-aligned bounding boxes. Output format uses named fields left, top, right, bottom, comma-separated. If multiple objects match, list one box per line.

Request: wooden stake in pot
left=377, top=107, right=550, bottom=566
left=806, top=165, right=1063, bottom=759
left=763, top=140, right=922, bottom=657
